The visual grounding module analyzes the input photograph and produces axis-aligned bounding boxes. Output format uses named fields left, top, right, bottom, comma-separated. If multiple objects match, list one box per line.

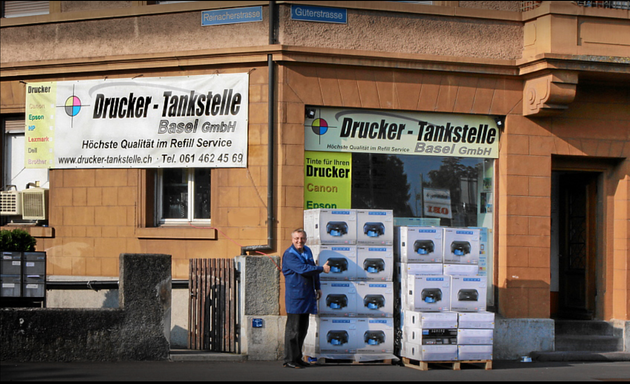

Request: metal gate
left=188, top=258, right=239, bottom=353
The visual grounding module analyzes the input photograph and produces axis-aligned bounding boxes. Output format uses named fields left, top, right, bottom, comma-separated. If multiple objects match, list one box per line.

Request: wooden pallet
left=402, top=357, right=492, bottom=371
left=307, top=357, right=393, bottom=366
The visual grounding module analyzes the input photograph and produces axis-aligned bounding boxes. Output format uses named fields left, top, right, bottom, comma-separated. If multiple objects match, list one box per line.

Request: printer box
left=401, top=341, right=457, bottom=361
left=403, top=310, right=458, bottom=329
left=458, top=345, right=493, bottom=361
left=443, top=264, right=480, bottom=276
left=403, top=326, right=457, bottom=345
left=397, top=262, right=443, bottom=280
left=356, top=210, right=394, bottom=245
left=304, top=209, right=357, bottom=245
left=443, top=228, right=480, bottom=264
left=406, top=275, right=451, bottom=312
left=319, top=281, right=358, bottom=317
left=398, top=263, right=443, bottom=310
left=457, top=311, right=495, bottom=329
left=356, top=317, right=395, bottom=354
left=450, top=276, right=487, bottom=312
left=318, top=317, right=360, bottom=354
left=356, top=246, right=393, bottom=281
left=312, top=245, right=358, bottom=280
left=396, top=226, right=444, bottom=263
left=457, top=329, right=494, bottom=345
left=355, top=281, right=394, bottom=317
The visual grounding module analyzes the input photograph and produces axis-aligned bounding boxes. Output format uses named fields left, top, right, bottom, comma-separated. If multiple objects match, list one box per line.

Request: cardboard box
left=457, top=311, right=495, bottom=329
left=403, top=326, right=457, bottom=345
left=450, top=276, right=487, bottom=312
left=401, top=341, right=457, bottom=361
left=356, top=246, right=393, bottom=281
left=396, top=227, right=444, bottom=263
left=397, top=262, right=443, bottom=279
left=356, top=210, right=394, bottom=245
left=398, top=263, right=443, bottom=310
left=406, top=275, right=451, bottom=312
left=443, top=228, right=480, bottom=264
left=457, top=329, right=494, bottom=345
left=319, top=281, right=358, bottom=317
left=304, top=209, right=357, bottom=245
left=318, top=317, right=360, bottom=354
left=355, top=281, right=394, bottom=317
left=312, top=245, right=358, bottom=280
left=458, top=345, right=493, bottom=361
left=356, top=317, right=395, bottom=354
left=443, top=264, right=479, bottom=276
left=403, top=310, right=458, bottom=329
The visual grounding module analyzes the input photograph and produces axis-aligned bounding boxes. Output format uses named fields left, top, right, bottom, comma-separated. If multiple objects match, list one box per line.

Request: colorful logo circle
left=311, top=118, right=329, bottom=136
left=64, top=96, right=82, bottom=117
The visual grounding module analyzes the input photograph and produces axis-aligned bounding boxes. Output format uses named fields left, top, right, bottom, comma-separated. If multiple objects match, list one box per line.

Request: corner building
left=1, top=1, right=628, bottom=359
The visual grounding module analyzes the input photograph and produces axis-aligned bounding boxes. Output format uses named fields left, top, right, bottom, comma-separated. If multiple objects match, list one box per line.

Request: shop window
left=351, top=153, right=493, bottom=228
left=1, top=1, right=49, bottom=18
left=156, top=168, right=210, bottom=225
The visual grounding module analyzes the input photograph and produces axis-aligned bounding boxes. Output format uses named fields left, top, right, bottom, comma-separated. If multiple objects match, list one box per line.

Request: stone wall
left=0, top=253, right=171, bottom=362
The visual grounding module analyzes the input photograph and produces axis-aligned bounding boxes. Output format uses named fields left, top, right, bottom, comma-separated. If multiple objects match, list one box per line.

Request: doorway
left=551, top=171, right=599, bottom=320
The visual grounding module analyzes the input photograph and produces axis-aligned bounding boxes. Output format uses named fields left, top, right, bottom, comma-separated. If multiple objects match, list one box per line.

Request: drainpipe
left=241, top=1, right=276, bottom=256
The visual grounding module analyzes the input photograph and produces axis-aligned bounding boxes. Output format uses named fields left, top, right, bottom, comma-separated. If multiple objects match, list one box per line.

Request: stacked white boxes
left=396, top=225, right=493, bottom=363
left=456, top=311, right=495, bottom=361
left=401, top=310, right=458, bottom=361
left=304, top=209, right=396, bottom=363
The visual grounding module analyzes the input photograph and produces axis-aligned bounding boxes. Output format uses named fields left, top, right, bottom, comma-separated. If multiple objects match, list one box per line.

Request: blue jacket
left=282, top=244, right=324, bottom=314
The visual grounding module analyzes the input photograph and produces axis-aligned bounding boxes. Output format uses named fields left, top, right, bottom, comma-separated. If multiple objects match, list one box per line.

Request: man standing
left=282, top=228, right=330, bottom=369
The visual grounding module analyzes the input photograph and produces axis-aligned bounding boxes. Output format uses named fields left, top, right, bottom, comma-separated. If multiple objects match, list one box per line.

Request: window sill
left=135, top=226, right=217, bottom=240
left=0, top=225, right=54, bottom=238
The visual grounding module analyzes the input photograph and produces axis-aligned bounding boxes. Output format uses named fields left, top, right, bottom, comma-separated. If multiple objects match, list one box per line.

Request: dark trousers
left=284, top=313, right=310, bottom=364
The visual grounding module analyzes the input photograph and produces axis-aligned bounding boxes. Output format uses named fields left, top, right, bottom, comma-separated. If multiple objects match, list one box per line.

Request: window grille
left=2, top=1, right=49, bottom=18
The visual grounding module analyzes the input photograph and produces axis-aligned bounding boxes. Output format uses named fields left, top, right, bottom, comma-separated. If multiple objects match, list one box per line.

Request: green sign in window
left=304, top=151, right=352, bottom=209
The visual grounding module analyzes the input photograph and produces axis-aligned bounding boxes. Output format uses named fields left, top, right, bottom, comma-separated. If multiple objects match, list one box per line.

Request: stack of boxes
left=303, top=209, right=397, bottom=362
left=397, top=226, right=494, bottom=363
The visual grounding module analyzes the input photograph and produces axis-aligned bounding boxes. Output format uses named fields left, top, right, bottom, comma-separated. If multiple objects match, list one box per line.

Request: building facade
left=1, top=1, right=628, bottom=358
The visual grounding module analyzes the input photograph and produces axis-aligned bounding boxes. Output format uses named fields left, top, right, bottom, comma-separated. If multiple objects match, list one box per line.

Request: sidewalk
left=2, top=354, right=630, bottom=382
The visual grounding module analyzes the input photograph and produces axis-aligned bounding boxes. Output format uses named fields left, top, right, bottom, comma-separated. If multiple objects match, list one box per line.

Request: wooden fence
left=188, top=258, right=239, bottom=353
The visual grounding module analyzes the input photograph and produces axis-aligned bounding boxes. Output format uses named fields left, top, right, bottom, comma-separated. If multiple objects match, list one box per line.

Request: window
left=157, top=168, right=210, bottom=224
left=1, top=1, right=49, bottom=18
left=351, top=153, right=493, bottom=229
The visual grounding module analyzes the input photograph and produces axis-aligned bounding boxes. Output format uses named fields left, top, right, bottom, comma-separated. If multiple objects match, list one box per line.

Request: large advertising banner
left=304, top=151, right=352, bottom=209
left=305, top=107, right=499, bottom=158
left=24, top=74, right=249, bottom=169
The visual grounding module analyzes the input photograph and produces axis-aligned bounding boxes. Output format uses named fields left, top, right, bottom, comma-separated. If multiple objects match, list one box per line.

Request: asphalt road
left=2, top=359, right=630, bottom=382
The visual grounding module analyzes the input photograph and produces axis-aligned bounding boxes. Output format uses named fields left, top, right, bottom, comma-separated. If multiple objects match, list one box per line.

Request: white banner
left=305, top=107, right=500, bottom=158
left=25, top=74, right=249, bottom=169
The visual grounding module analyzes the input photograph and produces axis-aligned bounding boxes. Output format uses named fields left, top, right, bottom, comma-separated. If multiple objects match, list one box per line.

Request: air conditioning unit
left=0, top=186, right=22, bottom=216
left=21, top=187, right=48, bottom=221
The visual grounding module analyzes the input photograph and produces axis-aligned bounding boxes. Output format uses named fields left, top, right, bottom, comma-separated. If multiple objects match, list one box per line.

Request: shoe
left=283, top=362, right=303, bottom=369
left=295, top=360, right=311, bottom=367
